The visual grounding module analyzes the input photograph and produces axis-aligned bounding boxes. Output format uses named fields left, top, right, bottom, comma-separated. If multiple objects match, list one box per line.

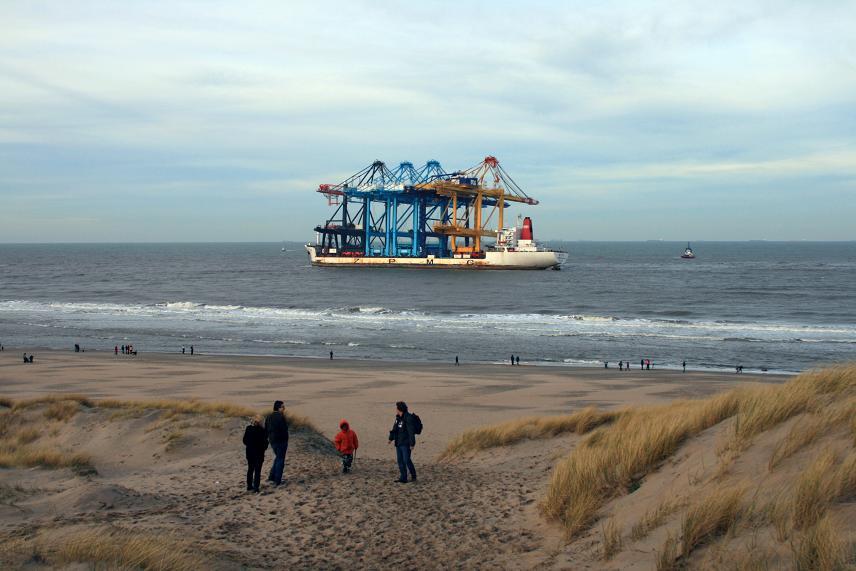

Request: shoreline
left=1, top=345, right=801, bottom=376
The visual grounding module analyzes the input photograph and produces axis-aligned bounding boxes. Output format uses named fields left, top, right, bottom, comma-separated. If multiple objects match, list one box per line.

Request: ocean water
left=0, top=242, right=854, bottom=373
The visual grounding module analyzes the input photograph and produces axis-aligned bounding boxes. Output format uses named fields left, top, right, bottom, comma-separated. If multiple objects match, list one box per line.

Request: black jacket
left=243, top=424, right=268, bottom=458
left=265, top=411, right=289, bottom=446
left=389, top=413, right=416, bottom=447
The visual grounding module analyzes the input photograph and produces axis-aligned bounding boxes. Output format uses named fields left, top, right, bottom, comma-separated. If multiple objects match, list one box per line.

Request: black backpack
left=410, top=412, right=423, bottom=435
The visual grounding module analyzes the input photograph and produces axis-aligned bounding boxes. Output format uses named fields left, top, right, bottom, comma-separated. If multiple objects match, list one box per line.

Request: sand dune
left=6, top=352, right=852, bottom=569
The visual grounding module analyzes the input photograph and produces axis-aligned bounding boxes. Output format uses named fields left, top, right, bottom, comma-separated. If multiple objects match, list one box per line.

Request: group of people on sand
left=114, top=344, right=137, bottom=356
left=242, top=400, right=420, bottom=493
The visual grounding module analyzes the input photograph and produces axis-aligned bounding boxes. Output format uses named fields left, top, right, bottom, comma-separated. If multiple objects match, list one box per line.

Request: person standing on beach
left=389, top=401, right=417, bottom=483
left=330, top=350, right=333, bottom=360
left=334, top=419, right=359, bottom=474
left=516, top=356, right=520, bottom=366
left=265, top=400, right=289, bottom=486
left=640, top=359, right=644, bottom=370
left=182, top=346, right=185, bottom=355
left=619, top=361, right=623, bottom=371
left=243, top=416, right=268, bottom=493
left=682, top=360, right=687, bottom=373
left=510, top=354, right=515, bottom=366
left=455, top=355, right=459, bottom=366
left=190, top=345, right=194, bottom=356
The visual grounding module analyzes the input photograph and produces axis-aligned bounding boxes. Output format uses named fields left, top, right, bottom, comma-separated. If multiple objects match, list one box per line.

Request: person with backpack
left=242, top=416, right=268, bottom=493
left=388, top=401, right=421, bottom=483
left=265, top=400, right=289, bottom=486
left=334, top=419, right=359, bottom=474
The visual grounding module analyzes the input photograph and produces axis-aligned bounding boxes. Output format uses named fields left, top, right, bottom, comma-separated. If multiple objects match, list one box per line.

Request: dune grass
left=768, top=413, right=830, bottom=471
left=3, top=395, right=317, bottom=432
left=11, top=394, right=93, bottom=410
left=0, top=444, right=94, bottom=473
left=439, top=406, right=618, bottom=460
left=679, top=486, right=745, bottom=558
left=655, top=533, right=679, bottom=571
left=630, top=496, right=687, bottom=541
left=44, top=400, right=81, bottom=422
left=771, top=447, right=856, bottom=538
left=31, top=527, right=209, bottom=571
left=540, top=365, right=856, bottom=538
left=599, top=517, right=622, bottom=560
left=791, top=515, right=848, bottom=571
left=15, top=427, right=40, bottom=445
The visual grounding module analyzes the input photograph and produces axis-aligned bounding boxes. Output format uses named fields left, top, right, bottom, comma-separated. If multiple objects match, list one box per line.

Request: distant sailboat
left=681, top=243, right=695, bottom=259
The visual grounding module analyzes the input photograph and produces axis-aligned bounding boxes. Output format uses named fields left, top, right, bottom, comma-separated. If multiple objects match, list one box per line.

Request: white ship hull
left=305, top=245, right=565, bottom=270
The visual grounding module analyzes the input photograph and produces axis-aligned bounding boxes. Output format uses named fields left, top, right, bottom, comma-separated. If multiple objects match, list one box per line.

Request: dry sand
left=0, top=350, right=782, bottom=460
left=0, top=350, right=788, bottom=569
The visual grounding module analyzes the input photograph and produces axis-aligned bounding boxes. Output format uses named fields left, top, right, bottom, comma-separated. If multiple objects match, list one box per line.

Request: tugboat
left=681, top=243, right=696, bottom=259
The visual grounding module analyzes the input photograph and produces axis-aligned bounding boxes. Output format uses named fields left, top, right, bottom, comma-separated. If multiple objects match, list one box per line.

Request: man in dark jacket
left=388, top=401, right=417, bottom=483
left=242, top=416, right=268, bottom=492
left=265, top=400, right=289, bottom=486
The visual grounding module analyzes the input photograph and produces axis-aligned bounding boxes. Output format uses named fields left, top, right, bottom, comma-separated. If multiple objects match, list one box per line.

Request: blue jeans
left=396, top=445, right=416, bottom=481
left=268, top=443, right=287, bottom=484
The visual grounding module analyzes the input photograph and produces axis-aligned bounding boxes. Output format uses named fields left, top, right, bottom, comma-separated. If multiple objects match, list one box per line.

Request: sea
left=1, top=242, right=854, bottom=374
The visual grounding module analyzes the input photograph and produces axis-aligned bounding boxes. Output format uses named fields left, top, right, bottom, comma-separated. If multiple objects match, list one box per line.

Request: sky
left=1, top=0, right=854, bottom=242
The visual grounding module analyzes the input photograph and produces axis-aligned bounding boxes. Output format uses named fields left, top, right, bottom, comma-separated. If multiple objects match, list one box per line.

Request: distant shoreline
left=3, top=346, right=800, bottom=376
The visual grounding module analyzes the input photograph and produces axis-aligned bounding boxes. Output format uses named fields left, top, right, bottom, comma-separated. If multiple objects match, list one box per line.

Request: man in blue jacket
left=388, top=401, right=417, bottom=483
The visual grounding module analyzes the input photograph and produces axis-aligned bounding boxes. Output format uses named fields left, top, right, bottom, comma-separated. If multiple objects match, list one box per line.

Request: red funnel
left=520, top=217, right=533, bottom=240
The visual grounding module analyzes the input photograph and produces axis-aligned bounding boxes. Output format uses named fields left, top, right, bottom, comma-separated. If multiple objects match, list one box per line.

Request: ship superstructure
left=305, top=156, right=566, bottom=270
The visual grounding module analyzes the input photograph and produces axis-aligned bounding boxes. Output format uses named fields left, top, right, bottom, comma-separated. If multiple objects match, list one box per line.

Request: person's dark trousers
left=268, top=443, right=287, bottom=484
left=341, top=453, right=353, bottom=473
left=246, top=454, right=264, bottom=491
left=396, top=445, right=416, bottom=481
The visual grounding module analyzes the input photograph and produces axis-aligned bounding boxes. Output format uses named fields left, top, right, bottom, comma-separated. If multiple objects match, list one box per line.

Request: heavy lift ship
left=305, top=156, right=567, bottom=270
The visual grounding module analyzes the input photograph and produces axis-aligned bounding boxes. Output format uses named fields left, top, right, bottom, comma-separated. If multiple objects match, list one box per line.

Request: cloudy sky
left=1, top=0, right=854, bottom=242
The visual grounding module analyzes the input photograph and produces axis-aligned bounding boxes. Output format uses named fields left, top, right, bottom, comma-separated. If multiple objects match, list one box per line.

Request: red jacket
left=334, top=419, right=359, bottom=454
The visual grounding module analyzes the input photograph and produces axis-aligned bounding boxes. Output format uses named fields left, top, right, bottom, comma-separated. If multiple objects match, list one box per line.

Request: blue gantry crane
left=314, top=156, right=536, bottom=259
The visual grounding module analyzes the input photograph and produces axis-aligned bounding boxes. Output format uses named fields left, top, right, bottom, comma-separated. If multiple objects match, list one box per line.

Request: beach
left=2, top=349, right=853, bottom=569
left=0, top=350, right=782, bottom=459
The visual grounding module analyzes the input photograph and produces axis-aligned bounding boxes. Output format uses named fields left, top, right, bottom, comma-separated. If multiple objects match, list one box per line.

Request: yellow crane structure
left=416, top=156, right=538, bottom=254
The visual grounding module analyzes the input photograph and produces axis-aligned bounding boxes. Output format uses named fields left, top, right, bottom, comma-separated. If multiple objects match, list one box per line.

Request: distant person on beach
left=510, top=354, right=515, bottom=366
left=640, top=359, right=644, bottom=370
left=389, top=401, right=417, bottom=483
left=182, top=347, right=185, bottom=354
left=516, top=356, right=520, bottom=366
left=121, top=344, right=125, bottom=354
left=604, top=361, right=608, bottom=369
left=330, top=350, right=334, bottom=360
left=646, top=359, right=651, bottom=370
left=618, top=361, right=623, bottom=371
left=265, top=400, right=289, bottom=486
left=114, top=345, right=118, bottom=355
left=190, top=345, right=194, bottom=356
left=243, top=416, right=268, bottom=493
left=23, top=353, right=28, bottom=364
left=455, top=355, right=459, bottom=366
left=682, top=360, right=687, bottom=373
left=334, top=419, right=359, bottom=474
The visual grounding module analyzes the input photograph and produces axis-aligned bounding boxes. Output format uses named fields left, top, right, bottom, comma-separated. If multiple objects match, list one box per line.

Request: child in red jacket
left=334, top=419, right=359, bottom=474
